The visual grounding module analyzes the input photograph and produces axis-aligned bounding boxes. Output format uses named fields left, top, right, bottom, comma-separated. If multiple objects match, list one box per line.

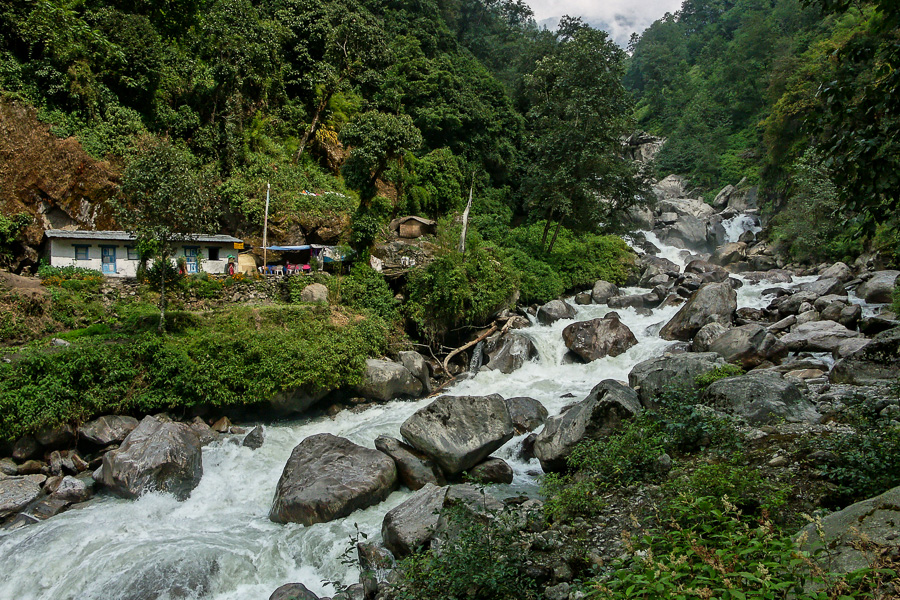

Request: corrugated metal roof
left=44, top=230, right=243, bottom=243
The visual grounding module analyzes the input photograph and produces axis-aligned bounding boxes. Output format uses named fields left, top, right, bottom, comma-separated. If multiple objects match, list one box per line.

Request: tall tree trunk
left=541, top=208, right=554, bottom=248
left=459, top=179, right=474, bottom=254
left=547, top=219, right=563, bottom=253
left=158, top=255, right=167, bottom=334
left=295, top=79, right=343, bottom=163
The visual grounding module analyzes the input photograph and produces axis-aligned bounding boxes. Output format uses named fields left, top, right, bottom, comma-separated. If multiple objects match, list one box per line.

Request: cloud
left=529, top=0, right=684, bottom=45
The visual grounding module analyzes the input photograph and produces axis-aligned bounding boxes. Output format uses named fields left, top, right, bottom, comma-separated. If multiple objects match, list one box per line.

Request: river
left=0, top=227, right=833, bottom=600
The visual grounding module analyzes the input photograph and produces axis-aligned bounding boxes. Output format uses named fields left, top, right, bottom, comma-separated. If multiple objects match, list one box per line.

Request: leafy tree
left=339, top=110, right=422, bottom=204
left=116, top=138, right=220, bottom=332
left=0, top=212, right=31, bottom=266
left=522, top=19, right=647, bottom=251
left=274, top=0, right=389, bottom=160
left=802, top=0, right=900, bottom=234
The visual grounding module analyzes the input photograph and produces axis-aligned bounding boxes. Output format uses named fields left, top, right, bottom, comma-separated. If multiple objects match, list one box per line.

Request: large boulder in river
left=562, top=316, right=637, bottom=362
left=710, top=243, right=747, bottom=266
left=830, top=327, right=900, bottom=385
left=797, top=277, right=846, bottom=298
left=628, top=352, right=725, bottom=408
left=269, top=434, right=397, bottom=525
left=798, top=484, right=900, bottom=574
left=537, top=300, right=576, bottom=325
left=356, top=359, right=423, bottom=402
left=468, top=458, right=514, bottom=484
left=400, top=395, right=514, bottom=475
left=534, top=380, right=641, bottom=472
left=375, top=435, right=445, bottom=491
left=855, top=270, right=900, bottom=303
left=780, top=320, right=862, bottom=353
left=505, top=396, right=548, bottom=434
left=484, top=332, right=538, bottom=374
left=269, top=583, right=319, bottom=600
left=79, top=415, right=139, bottom=447
left=0, top=476, right=43, bottom=519
left=692, top=322, right=730, bottom=352
left=818, top=262, right=853, bottom=282
left=702, top=371, right=820, bottom=425
left=382, top=483, right=447, bottom=557
left=97, top=415, right=202, bottom=501
left=659, top=282, right=737, bottom=341
left=591, top=280, right=620, bottom=304
left=708, top=323, right=787, bottom=368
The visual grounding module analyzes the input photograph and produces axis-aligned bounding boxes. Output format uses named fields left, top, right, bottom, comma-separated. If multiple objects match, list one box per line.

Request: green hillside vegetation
left=626, top=0, right=900, bottom=264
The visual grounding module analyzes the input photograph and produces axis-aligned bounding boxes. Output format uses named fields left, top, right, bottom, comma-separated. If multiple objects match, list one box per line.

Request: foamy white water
left=0, top=229, right=845, bottom=600
left=722, top=214, right=761, bottom=243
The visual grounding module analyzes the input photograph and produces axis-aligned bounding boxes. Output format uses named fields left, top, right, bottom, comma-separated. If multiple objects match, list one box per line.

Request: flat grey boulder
left=484, top=332, right=538, bottom=374
left=97, top=416, right=202, bottom=501
left=51, top=475, right=93, bottom=503
left=0, top=476, right=42, bottom=519
left=661, top=215, right=707, bottom=249
left=562, top=316, right=637, bottom=362
left=628, top=352, right=725, bottom=408
left=855, top=270, right=900, bottom=303
left=356, top=359, right=423, bottom=402
left=708, top=323, right=787, bottom=368
left=374, top=435, right=445, bottom=491
left=591, top=280, right=620, bottom=304
left=381, top=483, right=447, bottom=557
left=702, top=371, right=820, bottom=424
left=505, top=396, right=548, bottom=434
left=269, top=583, right=319, bottom=600
left=534, top=380, right=641, bottom=472
left=659, top=282, right=737, bottom=341
left=269, top=434, right=397, bottom=525
left=799, top=484, right=900, bottom=574
left=830, top=326, right=900, bottom=385
left=79, top=415, right=140, bottom=446
left=400, top=395, right=514, bottom=475
left=537, top=300, right=576, bottom=325
left=467, top=458, right=513, bottom=484
left=780, top=320, right=862, bottom=353
left=797, top=277, right=846, bottom=298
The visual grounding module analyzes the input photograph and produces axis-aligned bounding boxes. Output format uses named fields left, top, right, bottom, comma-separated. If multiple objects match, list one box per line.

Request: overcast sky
left=528, top=0, right=685, bottom=46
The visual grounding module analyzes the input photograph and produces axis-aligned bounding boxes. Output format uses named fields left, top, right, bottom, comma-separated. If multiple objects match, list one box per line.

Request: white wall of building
left=48, top=239, right=237, bottom=278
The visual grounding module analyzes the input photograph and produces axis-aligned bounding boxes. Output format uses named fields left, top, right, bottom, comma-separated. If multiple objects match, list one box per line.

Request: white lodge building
left=43, top=230, right=244, bottom=277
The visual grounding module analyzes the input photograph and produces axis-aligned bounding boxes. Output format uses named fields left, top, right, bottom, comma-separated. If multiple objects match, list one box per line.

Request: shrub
left=0, top=305, right=390, bottom=441
left=405, top=238, right=517, bottom=344
left=809, top=408, right=900, bottom=504
left=695, top=364, right=745, bottom=389
left=667, top=462, right=789, bottom=518
left=389, top=501, right=540, bottom=600
left=586, top=496, right=882, bottom=600
left=542, top=416, right=668, bottom=521
left=339, top=264, right=399, bottom=323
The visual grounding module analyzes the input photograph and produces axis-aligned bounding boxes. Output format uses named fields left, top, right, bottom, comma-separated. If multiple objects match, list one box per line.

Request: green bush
left=542, top=416, right=668, bottom=521
left=695, top=364, right=745, bottom=389
left=586, top=496, right=880, bottom=600
left=339, top=264, right=399, bottom=323
left=0, top=305, right=390, bottom=441
left=810, top=409, right=900, bottom=504
left=667, top=462, right=789, bottom=518
left=389, top=501, right=540, bottom=600
left=405, top=237, right=517, bottom=344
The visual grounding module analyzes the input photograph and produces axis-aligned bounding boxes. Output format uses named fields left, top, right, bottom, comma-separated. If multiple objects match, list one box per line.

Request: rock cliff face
left=0, top=99, right=119, bottom=272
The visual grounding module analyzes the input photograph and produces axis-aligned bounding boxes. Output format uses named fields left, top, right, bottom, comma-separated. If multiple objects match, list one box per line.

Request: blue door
left=101, top=246, right=116, bottom=274
left=184, top=247, right=199, bottom=273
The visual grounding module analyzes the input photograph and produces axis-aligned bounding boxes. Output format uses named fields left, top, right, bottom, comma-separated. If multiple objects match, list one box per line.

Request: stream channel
left=0, top=226, right=850, bottom=600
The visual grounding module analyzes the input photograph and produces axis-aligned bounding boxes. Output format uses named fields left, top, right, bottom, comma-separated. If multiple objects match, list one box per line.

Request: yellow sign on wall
left=234, top=242, right=244, bottom=250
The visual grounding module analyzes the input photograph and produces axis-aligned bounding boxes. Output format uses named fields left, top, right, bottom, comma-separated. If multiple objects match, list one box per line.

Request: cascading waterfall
left=722, top=213, right=762, bottom=243
left=0, top=230, right=822, bottom=600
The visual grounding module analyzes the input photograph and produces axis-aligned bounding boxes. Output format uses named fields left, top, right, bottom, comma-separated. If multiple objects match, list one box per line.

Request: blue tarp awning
left=264, top=245, right=311, bottom=251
